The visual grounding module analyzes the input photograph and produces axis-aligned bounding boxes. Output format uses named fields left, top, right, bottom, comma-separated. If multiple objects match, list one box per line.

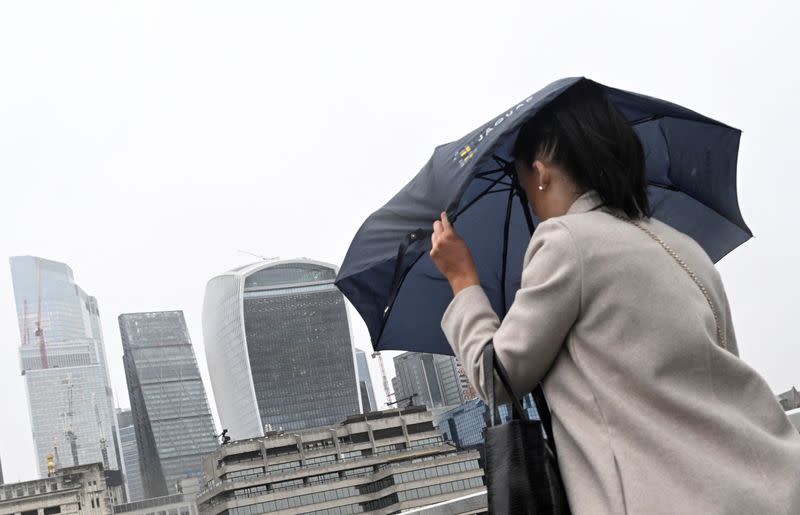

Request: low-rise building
left=112, top=493, right=198, bottom=515
left=197, top=406, right=484, bottom=515
left=777, top=386, right=800, bottom=411
left=0, top=463, right=124, bottom=515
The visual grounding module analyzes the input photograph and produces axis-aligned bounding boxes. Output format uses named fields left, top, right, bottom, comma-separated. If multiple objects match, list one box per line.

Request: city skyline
left=2, top=255, right=388, bottom=483
left=1, top=1, right=798, bottom=482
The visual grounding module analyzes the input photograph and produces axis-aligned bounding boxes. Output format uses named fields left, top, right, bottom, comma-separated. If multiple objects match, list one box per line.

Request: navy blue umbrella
left=336, top=77, right=751, bottom=355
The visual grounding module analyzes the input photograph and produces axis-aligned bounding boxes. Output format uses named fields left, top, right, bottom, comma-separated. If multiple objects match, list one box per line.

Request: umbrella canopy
left=336, top=77, right=751, bottom=355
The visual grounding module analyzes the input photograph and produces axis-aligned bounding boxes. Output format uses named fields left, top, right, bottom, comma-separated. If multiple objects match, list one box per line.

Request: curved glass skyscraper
left=203, top=260, right=360, bottom=439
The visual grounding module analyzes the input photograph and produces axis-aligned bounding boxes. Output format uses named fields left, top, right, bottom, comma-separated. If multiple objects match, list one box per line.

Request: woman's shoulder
left=538, top=211, right=716, bottom=268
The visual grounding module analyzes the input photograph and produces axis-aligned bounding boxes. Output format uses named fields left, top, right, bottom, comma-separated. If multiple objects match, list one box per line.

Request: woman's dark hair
left=512, top=80, right=650, bottom=218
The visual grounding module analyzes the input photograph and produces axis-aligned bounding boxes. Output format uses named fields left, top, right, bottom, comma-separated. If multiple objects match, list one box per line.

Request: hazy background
left=1, top=1, right=798, bottom=481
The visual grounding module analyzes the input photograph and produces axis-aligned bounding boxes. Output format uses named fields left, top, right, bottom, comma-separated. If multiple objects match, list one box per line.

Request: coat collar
left=566, top=190, right=604, bottom=215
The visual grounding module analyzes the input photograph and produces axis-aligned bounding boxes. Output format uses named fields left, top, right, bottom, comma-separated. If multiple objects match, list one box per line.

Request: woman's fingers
left=441, top=211, right=452, bottom=231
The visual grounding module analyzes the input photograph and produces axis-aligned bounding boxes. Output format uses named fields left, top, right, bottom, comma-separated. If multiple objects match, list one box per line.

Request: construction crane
left=62, top=376, right=79, bottom=466
left=34, top=259, right=49, bottom=369
left=371, top=351, right=395, bottom=406
left=93, top=394, right=110, bottom=469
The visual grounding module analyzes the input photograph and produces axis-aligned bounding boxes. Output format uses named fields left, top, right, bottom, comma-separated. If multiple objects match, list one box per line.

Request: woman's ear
left=533, top=160, right=551, bottom=190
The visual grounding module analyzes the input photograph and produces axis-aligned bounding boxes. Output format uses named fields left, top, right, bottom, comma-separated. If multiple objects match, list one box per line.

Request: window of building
left=264, top=445, right=297, bottom=458
left=304, top=454, right=336, bottom=465
left=44, top=506, right=61, bottom=515
left=406, top=421, right=435, bottom=434
left=267, top=460, right=300, bottom=473
left=350, top=432, right=370, bottom=444
left=372, top=427, right=403, bottom=440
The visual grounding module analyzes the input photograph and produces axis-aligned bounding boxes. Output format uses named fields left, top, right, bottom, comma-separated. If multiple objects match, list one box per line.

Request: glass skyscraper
left=392, top=352, right=466, bottom=409
left=117, top=409, right=144, bottom=502
left=119, top=311, right=218, bottom=499
left=355, top=349, right=377, bottom=412
left=9, top=256, right=121, bottom=478
left=202, top=259, right=361, bottom=439
left=437, top=396, right=540, bottom=450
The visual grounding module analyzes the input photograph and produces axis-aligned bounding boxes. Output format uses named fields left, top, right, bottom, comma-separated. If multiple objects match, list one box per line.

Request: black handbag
left=483, top=341, right=571, bottom=514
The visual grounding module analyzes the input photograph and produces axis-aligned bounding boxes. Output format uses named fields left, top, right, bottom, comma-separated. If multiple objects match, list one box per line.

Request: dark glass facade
left=117, top=409, right=144, bottom=502
left=120, top=311, right=218, bottom=498
left=354, top=350, right=376, bottom=412
left=393, top=352, right=465, bottom=409
left=436, top=395, right=540, bottom=449
left=242, top=263, right=360, bottom=431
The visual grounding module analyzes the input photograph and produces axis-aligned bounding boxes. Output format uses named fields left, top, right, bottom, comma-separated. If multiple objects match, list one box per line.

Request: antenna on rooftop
left=237, top=250, right=279, bottom=261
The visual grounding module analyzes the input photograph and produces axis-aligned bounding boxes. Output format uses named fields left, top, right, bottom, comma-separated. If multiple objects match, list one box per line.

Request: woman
left=429, top=82, right=800, bottom=514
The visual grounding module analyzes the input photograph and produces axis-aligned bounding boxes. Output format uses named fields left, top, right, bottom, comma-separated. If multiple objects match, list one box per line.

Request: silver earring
left=538, top=185, right=544, bottom=191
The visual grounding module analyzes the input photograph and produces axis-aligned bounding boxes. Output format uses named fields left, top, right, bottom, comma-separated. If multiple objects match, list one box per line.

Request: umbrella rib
left=648, top=181, right=679, bottom=191
left=475, top=168, right=506, bottom=178
left=475, top=176, right=514, bottom=187
left=629, top=114, right=664, bottom=126
left=455, top=174, right=509, bottom=219
left=453, top=181, right=510, bottom=222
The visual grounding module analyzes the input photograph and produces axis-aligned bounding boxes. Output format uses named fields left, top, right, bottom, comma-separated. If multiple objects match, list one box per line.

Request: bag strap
left=483, top=342, right=558, bottom=458
left=483, top=342, right=527, bottom=425
left=613, top=215, right=727, bottom=350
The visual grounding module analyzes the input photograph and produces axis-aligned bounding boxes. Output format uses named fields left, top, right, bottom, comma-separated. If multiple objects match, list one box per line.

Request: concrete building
left=119, top=312, right=218, bottom=499
left=0, top=463, right=125, bottom=515
left=116, top=410, right=143, bottom=502
left=402, top=491, right=487, bottom=515
left=9, top=256, right=121, bottom=478
left=196, top=406, right=484, bottom=515
left=777, top=386, right=800, bottom=411
left=202, top=259, right=361, bottom=438
left=112, top=493, right=198, bottom=515
left=355, top=350, right=377, bottom=413
left=392, top=353, right=466, bottom=409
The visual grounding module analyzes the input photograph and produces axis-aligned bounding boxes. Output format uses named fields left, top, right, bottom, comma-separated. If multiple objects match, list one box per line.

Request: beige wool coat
left=442, top=191, right=800, bottom=514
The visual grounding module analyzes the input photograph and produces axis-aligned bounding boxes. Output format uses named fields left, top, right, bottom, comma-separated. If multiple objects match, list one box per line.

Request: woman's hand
left=430, top=212, right=480, bottom=295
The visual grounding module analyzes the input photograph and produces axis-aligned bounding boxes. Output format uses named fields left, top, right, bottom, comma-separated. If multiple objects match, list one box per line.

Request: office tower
left=119, top=311, right=218, bottom=498
left=197, top=406, right=485, bottom=515
left=0, top=455, right=3, bottom=485
left=392, top=352, right=466, bottom=409
left=355, top=349, right=377, bottom=412
left=202, top=260, right=360, bottom=437
left=116, top=409, right=144, bottom=502
left=436, top=396, right=539, bottom=450
left=9, top=256, right=121, bottom=478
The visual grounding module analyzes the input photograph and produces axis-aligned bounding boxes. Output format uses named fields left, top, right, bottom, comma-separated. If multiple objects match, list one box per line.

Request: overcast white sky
left=1, top=1, right=798, bottom=482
